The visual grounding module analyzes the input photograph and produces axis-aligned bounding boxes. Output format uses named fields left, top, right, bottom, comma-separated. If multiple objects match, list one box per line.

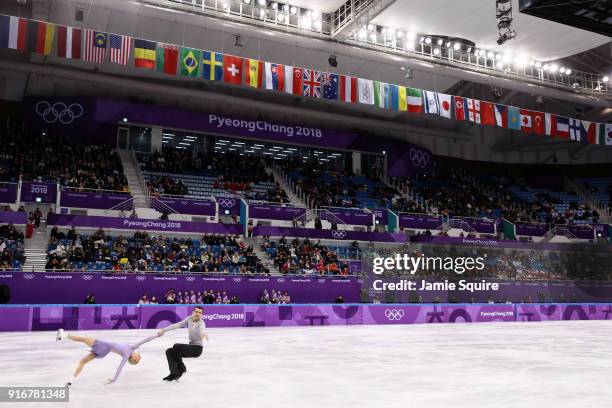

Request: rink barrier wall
left=0, top=303, right=611, bottom=332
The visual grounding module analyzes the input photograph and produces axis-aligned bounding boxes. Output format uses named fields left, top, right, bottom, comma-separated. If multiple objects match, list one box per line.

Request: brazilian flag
left=180, top=47, right=202, bottom=77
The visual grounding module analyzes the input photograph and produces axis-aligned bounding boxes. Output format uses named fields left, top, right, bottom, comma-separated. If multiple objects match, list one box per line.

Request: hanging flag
left=569, top=118, right=583, bottom=141
left=56, top=26, right=81, bottom=59
left=245, top=58, right=264, bottom=88
left=303, top=69, right=322, bottom=98
left=532, top=111, right=545, bottom=135
left=134, top=39, right=156, bottom=69
left=202, top=51, right=223, bottom=81
left=321, top=72, right=339, bottom=100
left=0, top=15, right=19, bottom=50
left=374, top=81, right=390, bottom=109
left=507, top=106, right=521, bottom=130
left=290, top=67, right=303, bottom=96
left=407, top=88, right=423, bottom=113
left=423, top=91, right=439, bottom=115
left=83, top=30, right=107, bottom=63
left=581, top=121, right=597, bottom=144
left=481, top=101, right=496, bottom=125
left=389, top=85, right=399, bottom=111
left=223, top=55, right=243, bottom=85
left=519, top=109, right=533, bottom=133
left=494, top=104, right=508, bottom=128
left=438, top=93, right=452, bottom=119
left=27, top=20, right=55, bottom=55
left=398, top=86, right=407, bottom=111
left=339, top=75, right=358, bottom=103
left=467, top=99, right=481, bottom=124
left=358, top=78, right=374, bottom=105
left=598, top=123, right=612, bottom=146
left=264, top=62, right=285, bottom=91
left=556, top=116, right=570, bottom=139
left=454, top=96, right=468, bottom=121
left=545, top=113, right=555, bottom=136
left=156, top=43, right=179, bottom=75
left=180, top=47, right=201, bottom=77
left=109, top=34, right=133, bottom=66
left=282, top=65, right=294, bottom=94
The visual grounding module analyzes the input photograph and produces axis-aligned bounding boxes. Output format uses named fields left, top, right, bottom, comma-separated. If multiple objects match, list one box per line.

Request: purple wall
left=47, top=214, right=242, bottom=234
left=60, top=191, right=133, bottom=210
left=399, top=213, right=444, bottom=230
left=0, top=184, right=18, bottom=204
left=252, top=225, right=406, bottom=242
left=0, top=272, right=359, bottom=304
left=20, top=181, right=57, bottom=203
left=1, top=303, right=610, bottom=331
left=153, top=197, right=216, bottom=216
left=0, top=211, right=27, bottom=225
left=249, top=204, right=306, bottom=221
left=324, top=209, right=373, bottom=226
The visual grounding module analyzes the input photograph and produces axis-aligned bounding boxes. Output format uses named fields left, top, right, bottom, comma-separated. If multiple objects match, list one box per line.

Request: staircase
left=244, top=237, right=280, bottom=275
left=270, top=165, right=308, bottom=207
left=436, top=218, right=477, bottom=235
left=22, top=224, right=49, bottom=272
left=539, top=225, right=578, bottom=243
left=118, top=150, right=150, bottom=212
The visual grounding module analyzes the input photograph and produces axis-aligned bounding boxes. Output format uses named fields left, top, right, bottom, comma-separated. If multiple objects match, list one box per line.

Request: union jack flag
left=302, top=69, right=321, bottom=98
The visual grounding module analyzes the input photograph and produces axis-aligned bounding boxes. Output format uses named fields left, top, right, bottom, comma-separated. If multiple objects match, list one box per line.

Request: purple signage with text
left=324, top=208, right=373, bottom=226
left=399, top=213, right=444, bottom=230
left=46, top=214, right=243, bottom=235
left=216, top=196, right=240, bottom=216
left=372, top=208, right=388, bottom=226
left=0, top=183, right=18, bottom=204
left=153, top=197, right=216, bottom=216
left=252, top=225, right=406, bottom=242
left=60, top=190, right=133, bottom=209
left=515, top=222, right=548, bottom=237
left=2, top=303, right=611, bottom=332
left=249, top=204, right=306, bottom=221
left=20, top=181, right=57, bottom=203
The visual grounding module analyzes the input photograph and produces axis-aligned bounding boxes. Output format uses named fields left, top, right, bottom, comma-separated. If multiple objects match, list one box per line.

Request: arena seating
left=46, top=228, right=267, bottom=274
left=139, top=149, right=289, bottom=203
left=0, top=132, right=127, bottom=191
left=577, top=177, right=612, bottom=213
left=0, top=223, right=25, bottom=270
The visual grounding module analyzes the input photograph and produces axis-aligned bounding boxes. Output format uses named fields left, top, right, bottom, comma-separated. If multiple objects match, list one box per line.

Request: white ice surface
left=0, top=321, right=611, bottom=408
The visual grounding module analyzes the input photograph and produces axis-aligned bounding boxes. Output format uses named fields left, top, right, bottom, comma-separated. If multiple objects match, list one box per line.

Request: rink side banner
left=1, top=303, right=612, bottom=331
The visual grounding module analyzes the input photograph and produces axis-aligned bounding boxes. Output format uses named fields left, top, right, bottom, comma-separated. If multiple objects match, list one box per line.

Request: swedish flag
left=202, top=51, right=223, bottom=81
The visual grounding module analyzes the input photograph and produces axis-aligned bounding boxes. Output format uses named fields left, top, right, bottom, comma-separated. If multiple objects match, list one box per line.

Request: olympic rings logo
left=276, top=278, right=285, bottom=282
left=233, top=277, right=242, bottom=282
left=409, top=148, right=430, bottom=168
left=384, top=309, right=405, bottom=320
left=35, top=101, right=84, bottom=125
left=318, top=279, right=326, bottom=283
left=136, top=276, right=146, bottom=281
left=24, top=274, right=35, bottom=280
left=186, top=277, right=195, bottom=282
left=218, top=198, right=236, bottom=208
left=82, top=275, right=93, bottom=281
left=331, top=230, right=347, bottom=239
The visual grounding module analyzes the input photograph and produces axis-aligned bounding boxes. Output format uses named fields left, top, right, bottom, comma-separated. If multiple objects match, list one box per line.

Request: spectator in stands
left=138, top=295, right=149, bottom=305
left=83, top=293, right=96, bottom=304
left=259, top=289, right=270, bottom=304
left=150, top=296, right=158, bottom=304
left=165, top=288, right=176, bottom=304
left=335, top=295, right=344, bottom=304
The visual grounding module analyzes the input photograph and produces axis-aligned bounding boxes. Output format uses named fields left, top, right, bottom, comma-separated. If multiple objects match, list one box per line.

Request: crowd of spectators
left=0, top=133, right=127, bottom=191
left=137, top=288, right=240, bottom=304
left=46, top=228, right=268, bottom=274
left=0, top=223, right=25, bottom=270
left=259, top=289, right=291, bottom=304
left=261, top=236, right=350, bottom=275
left=147, top=175, right=188, bottom=196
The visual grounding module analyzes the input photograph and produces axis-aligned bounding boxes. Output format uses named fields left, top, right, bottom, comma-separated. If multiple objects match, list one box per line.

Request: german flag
left=134, top=39, right=156, bottom=69
left=17, top=19, right=56, bottom=55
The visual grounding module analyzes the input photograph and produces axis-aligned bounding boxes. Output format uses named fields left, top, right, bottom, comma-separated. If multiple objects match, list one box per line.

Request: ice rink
left=1, top=321, right=611, bottom=408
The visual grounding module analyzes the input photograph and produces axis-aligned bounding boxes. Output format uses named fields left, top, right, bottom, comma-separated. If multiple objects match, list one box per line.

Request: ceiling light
left=496, top=61, right=504, bottom=69
left=478, top=49, right=485, bottom=57
left=559, top=67, right=566, bottom=73
left=271, top=2, right=277, bottom=10
left=437, top=39, right=443, bottom=45
left=290, top=6, right=297, bottom=14
left=487, top=51, right=494, bottom=58
left=542, top=63, right=549, bottom=71
left=277, top=13, right=285, bottom=22
left=565, top=69, right=572, bottom=75
left=258, top=0, right=266, bottom=5
left=603, top=76, right=610, bottom=82
left=406, top=32, right=416, bottom=40
left=425, top=37, right=431, bottom=44
left=282, top=4, right=289, bottom=12
left=396, top=31, right=403, bottom=38
left=529, top=60, right=535, bottom=66
left=549, top=63, right=558, bottom=73
left=446, top=41, right=451, bottom=47
left=535, top=62, right=542, bottom=68
left=433, top=48, right=440, bottom=55
left=367, top=24, right=374, bottom=31
left=244, top=0, right=251, bottom=3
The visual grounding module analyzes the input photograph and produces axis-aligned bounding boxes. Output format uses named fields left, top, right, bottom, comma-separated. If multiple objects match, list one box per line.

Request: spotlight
left=478, top=49, right=485, bottom=57
left=406, top=32, right=416, bottom=40
left=603, top=76, right=609, bottom=83
left=453, top=43, right=460, bottom=50
left=277, top=13, right=285, bottom=22
left=289, top=6, right=297, bottom=14
left=122, top=117, right=128, bottom=123
left=258, top=0, right=266, bottom=5
left=328, top=54, right=338, bottom=67
left=542, top=64, right=549, bottom=71
left=370, top=33, right=376, bottom=42
left=313, top=20, right=322, bottom=30
left=367, top=24, right=374, bottom=31
left=433, top=48, right=440, bottom=55
left=487, top=51, right=494, bottom=58
left=437, top=39, right=443, bottom=45
left=271, top=2, right=277, bottom=9
left=419, top=37, right=425, bottom=43
left=535, top=62, right=541, bottom=68
left=496, top=61, right=504, bottom=69
left=243, top=0, right=250, bottom=4
left=467, top=47, right=472, bottom=52
left=550, top=63, right=558, bottom=73
left=446, top=42, right=451, bottom=48
left=514, top=57, right=526, bottom=67
left=559, top=67, right=566, bottom=73
left=396, top=31, right=403, bottom=38
left=565, top=69, right=572, bottom=75
left=282, top=4, right=289, bottom=12
left=496, top=53, right=502, bottom=60
left=425, top=37, right=431, bottom=44
left=529, top=60, right=535, bottom=66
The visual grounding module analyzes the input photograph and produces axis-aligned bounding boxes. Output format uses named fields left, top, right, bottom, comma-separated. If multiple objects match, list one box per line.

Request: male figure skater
left=56, top=329, right=161, bottom=385
left=158, top=306, right=209, bottom=381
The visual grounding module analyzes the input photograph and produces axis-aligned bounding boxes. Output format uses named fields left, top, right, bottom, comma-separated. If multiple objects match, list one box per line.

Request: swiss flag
left=454, top=96, right=467, bottom=120
left=223, top=55, right=243, bottom=85
left=532, top=111, right=545, bottom=135
left=292, top=67, right=303, bottom=96
left=339, top=75, right=358, bottom=103
left=481, top=102, right=496, bottom=125
left=520, top=109, right=533, bottom=133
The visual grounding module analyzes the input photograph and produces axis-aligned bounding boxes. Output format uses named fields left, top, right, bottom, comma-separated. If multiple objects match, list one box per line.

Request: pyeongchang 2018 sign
left=209, top=114, right=323, bottom=139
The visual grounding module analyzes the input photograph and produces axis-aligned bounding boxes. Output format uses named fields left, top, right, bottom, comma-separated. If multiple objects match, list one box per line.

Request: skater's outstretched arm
left=157, top=317, right=189, bottom=335
left=129, top=334, right=162, bottom=350
left=105, top=355, right=129, bottom=385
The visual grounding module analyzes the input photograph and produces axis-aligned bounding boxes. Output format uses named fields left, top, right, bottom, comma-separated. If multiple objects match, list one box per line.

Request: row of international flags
left=1, top=14, right=611, bottom=146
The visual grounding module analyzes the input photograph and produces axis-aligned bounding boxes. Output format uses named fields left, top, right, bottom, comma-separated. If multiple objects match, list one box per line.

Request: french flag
left=494, top=104, right=508, bottom=128
left=264, top=62, right=285, bottom=91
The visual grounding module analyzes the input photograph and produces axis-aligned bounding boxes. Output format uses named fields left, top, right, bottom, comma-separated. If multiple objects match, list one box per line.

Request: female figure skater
left=56, top=329, right=161, bottom=386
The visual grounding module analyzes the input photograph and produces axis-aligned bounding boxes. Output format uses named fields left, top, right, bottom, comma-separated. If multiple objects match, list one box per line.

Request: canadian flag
left=520, top=109, right=533, bottom=133
left=339, top=75, right=358, bottom=103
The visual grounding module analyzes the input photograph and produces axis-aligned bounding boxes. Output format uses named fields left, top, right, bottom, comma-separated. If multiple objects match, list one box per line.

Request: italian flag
left=407, top=88, right=422, bottom=113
